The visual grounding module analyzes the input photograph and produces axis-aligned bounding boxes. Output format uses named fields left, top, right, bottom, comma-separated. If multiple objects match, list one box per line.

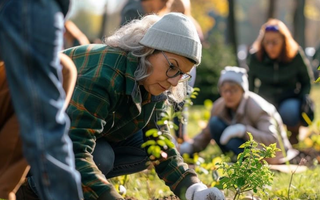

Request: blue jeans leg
left=93, top=131, right=150, bottom=179
left=278, top=98, right=300, bottom=127
left=0, top=1, right=83, bottom=200
left=209, top=116, right=245, bottom=155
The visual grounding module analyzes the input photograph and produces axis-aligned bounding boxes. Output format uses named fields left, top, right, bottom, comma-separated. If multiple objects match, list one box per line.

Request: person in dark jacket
left=23, top=13, right=225, bottom=200
left=247, top=19, right=314, bottom=145
left=120, top=0, right=172, bottom=26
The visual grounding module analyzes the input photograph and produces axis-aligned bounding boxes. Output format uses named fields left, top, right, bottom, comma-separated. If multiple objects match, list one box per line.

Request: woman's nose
left=167, top=76, right=181, bottom=87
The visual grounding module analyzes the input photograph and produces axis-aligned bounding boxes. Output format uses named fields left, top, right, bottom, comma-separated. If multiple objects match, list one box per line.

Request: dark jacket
left=120, top=0, right=145, bottom=26
left=247, top=48, right=314, bottom=107
left=55, top=0, right=70, bottom=17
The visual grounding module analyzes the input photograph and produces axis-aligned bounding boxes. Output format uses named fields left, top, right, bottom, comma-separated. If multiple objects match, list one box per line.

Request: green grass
left=112, top=83, right=320, bottom=200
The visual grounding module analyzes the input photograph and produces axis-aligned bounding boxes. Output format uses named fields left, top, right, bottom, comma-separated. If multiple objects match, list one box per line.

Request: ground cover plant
left=109, top=84, right=320, bottom=200
left=2, top=84, right=318, bottom=200
left=216, top=133, right=279, bottom=200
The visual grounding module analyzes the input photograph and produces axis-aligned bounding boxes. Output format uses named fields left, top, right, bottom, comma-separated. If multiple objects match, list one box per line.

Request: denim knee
left=209, top=116, right=227, bottom=143
left=92, top=139, right=115, bottom=176
left=225, top=138, right=245, bottom=155
left=278, top=99, right=300, bottom=127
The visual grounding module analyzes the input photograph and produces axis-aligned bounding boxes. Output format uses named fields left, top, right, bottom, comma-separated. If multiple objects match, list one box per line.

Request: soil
left=125, top=195, right=180, bottom=200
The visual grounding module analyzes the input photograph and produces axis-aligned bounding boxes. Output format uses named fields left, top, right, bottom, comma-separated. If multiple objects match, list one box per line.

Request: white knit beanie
left=218, top=66, right=249, bottom=92
left=139, top=12, right=202, bottom=65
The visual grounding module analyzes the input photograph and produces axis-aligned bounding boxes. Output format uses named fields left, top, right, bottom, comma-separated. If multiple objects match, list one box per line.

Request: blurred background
left=66, top=0, right=320, bottom=105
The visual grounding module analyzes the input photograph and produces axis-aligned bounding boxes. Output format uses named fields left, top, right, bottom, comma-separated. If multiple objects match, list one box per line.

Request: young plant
left=109, top=175, right=129, bottom=196
left=216, top=133, right=280, bottom=200
left=141, top=129, right=175, bottom=164
left=141, top=87, right=201, bottom=167
left=163, top=87, right=200, bottom=143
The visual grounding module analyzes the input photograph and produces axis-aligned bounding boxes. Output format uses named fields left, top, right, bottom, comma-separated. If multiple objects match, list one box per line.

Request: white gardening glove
left=179, top=142, right=194, bottom=155
left=220, top=124, right=246, bottom=145
left=185, top=183, right=225, bottom=200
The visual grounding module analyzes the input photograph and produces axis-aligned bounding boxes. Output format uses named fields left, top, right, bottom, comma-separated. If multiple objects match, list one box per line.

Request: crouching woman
left=180, top=66, right=299, bottom=164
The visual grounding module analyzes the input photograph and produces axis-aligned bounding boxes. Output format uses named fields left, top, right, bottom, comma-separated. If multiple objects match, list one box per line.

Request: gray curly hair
left=104, top=14, right=160, bottom=81
left=104, top=14, right=190, bottom=105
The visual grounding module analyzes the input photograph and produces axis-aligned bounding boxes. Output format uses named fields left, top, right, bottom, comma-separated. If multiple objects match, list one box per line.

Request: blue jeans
left=93, top=131, right=149, bottom=178
left=278, top=98, right=300, bottom=127
left=0, top=1, right=83, bottom=200
left=209, top=116, right=245, bottom=155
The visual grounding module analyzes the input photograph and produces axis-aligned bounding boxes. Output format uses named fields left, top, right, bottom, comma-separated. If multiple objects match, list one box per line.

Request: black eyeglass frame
left=161, top=51, right=192, bottom=81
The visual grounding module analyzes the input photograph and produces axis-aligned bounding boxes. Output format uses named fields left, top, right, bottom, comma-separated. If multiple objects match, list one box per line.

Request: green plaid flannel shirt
left=63, top=45, right=199, bottom=200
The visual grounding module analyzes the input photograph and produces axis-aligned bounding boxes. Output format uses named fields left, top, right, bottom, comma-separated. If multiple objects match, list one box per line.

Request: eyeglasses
left=265, top=25, right=279, bottom=32
left=263, top=39, right=281, bottom=46
left=220, top=87, right=239, bottom=95
left=161, top=51, right=192, bottom=82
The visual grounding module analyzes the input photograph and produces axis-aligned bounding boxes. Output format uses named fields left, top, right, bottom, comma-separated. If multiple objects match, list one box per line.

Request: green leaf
left=153, top=146, right=161, bottom=158
left=163, top=138, right=175, bottom=148
left=153, top=131, right=160, bottom=137
left=204, top=99, right=213, bottom=109
left=145, top=129, right=158, bottom=137
left=156, top=140, right=166, bottom=147
left=147, top=145, right=155, bottom=155
left=193, top=87, right=200, bottom=92
left=247, top=132, right=253, bottom=141
left=190, top=94, right=197, bottom=98
left=141, top=140, right=156, bottom=148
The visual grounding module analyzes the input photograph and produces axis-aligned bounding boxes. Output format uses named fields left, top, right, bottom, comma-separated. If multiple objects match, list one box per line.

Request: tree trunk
left=226, top=0, right=238, bottom=66
left=267, top=0, right=276, bottom=20
left=293, top=0, right=306, bottom=49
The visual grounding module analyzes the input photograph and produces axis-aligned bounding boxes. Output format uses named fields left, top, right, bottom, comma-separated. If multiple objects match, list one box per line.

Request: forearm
left=59, top=53, right=77, bottom=110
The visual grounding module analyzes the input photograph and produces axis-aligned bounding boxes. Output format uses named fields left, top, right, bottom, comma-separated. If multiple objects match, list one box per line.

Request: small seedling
left=216, top=133, right=280, bottom=200
left=141, top=129, right=175, bottom=164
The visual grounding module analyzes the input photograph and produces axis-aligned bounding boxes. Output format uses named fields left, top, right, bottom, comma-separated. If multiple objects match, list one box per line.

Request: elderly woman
left=180, top=66, right=299, bottom=165
left=21, top=13, right=224, bottom=200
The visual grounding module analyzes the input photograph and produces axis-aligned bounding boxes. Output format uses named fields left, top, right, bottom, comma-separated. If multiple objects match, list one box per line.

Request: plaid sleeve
left=67, top=84, right=115, bottom=199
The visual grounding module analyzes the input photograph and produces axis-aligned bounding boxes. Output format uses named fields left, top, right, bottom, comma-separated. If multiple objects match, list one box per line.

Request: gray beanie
left=218, top=66, right=249, bottom=92
left=139, top=12, right=202, bottom=65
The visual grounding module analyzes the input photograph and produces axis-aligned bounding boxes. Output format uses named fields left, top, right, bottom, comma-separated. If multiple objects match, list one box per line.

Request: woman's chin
left=268, top=54, right=278, bottom=59
left=148, top=87, right=167, bottom=96
left=150, top=91, right=164, bottom=96
left=225, top=102, right=236, bottom=109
